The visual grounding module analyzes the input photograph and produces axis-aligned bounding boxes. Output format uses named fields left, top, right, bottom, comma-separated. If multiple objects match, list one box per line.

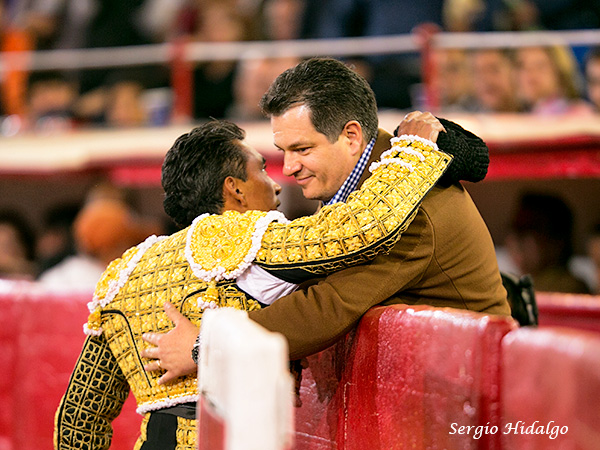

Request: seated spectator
left=469, top=48, right=522, bottom=113
left=569, top=223, right=600, bottom=295
left=104, top=79, right=149, bottom=128
left=231, top=56, right=299, bottom=121
left=75, top=68, right=163, bottom=128
left=192, top=4, right=248, bottom=120
left=38, top=185, right=162, bottom=291
left=500, top=0, right=600, bottom=31
left=36, top=203, right=81, bottom=275
left=230, top=0, right=302, bottom=120
left=432, top=48, right=478, bottom=112
left=26, top=71, right=78, bottom=133
left=504, top=192, right=590, bottom=294
left=584, top=46, right=600, bottom=112
left=0, top=209, right=37, bottom=280
left=515, top=45, right=594, bottom=115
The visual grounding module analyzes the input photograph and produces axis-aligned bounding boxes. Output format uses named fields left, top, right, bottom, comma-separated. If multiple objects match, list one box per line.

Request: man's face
left=586, top=58, right=600, bottom=111
left=516, top=47, right=561, bottom=105
left=472, top=50, right=517, bottom=112
left=238, top=143, right=281, bottom=211
left=271, top=105, right=359, bottom=202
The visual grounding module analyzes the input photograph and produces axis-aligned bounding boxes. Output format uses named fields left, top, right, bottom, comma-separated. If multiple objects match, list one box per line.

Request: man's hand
left=141, top=302, right=199, bottom=385
left=394, top=111, right=446, bottom=143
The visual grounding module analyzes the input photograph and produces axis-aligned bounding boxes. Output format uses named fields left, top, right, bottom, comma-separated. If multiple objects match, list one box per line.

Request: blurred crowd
left=3, top=185, right=598, bottom=295
left=0, top=0, right=599, bottom=135
left=0, top=182, right=166, bottom=290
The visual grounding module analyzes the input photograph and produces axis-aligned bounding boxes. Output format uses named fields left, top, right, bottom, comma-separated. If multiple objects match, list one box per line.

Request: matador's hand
left=394, top=110, right=446, bottom=142
left=141, top=302, right=199, bottom=385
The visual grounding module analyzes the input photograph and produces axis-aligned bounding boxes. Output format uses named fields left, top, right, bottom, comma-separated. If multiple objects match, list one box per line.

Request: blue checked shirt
left=324, top=137, right=376, bottom=206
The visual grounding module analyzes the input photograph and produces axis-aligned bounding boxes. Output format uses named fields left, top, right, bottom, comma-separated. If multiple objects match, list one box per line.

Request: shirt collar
left=324, top=137, right=376, bottom=206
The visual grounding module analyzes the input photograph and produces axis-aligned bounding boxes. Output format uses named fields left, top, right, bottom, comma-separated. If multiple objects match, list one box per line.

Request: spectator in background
left=515, top=45, right=594, bottom=115
left=77, top=0, right=170, bottom=95
left=442, top=0, right=507, bottom=32
left=585, top=46, right=600, bottom=112
left=38, top=184, right=162, bottom=291
left=431, top=48, right=478, bottom=112
left=192, top=3, right=248, bottom=119
left=25, top=70, right=78, bottom=132
left=299, top=0, right=446, bottom=110
left=0, top=209, right=37, bottom=280
left=0, top=0, right=34, bottom=120
left=570, top=223, right=600, bottom=295
left=75, top=69, right=155, bottom=127
left=103, top=78, right=149, bottom=127
left=36, top=203, right=80, bottom=275
left=470, top=48, right=522, bottom=113
left=504, top=192, right=590, bottom=294
left=230, top=0, right=303, bottom=120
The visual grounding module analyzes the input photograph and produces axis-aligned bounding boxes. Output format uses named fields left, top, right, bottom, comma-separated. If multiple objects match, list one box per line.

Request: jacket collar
left=357, top=129, right=393, bottom=188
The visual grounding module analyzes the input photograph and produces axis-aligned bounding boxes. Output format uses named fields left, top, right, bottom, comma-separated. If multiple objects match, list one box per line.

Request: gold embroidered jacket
left=54, top=136, right=451, bottom=449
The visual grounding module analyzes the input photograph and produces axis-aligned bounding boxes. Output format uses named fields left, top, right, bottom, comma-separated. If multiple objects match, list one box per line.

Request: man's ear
left=223, top=176, right=246, bottom=211
left=342, top=120, right=364, bottom=156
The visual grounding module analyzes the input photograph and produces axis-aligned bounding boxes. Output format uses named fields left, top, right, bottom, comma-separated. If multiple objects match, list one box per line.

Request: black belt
left=153, top=402, right=197, bottom=420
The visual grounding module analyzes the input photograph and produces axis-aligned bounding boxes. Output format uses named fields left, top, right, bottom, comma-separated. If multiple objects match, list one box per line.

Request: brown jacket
left=249, top=129, right=510, bottom=359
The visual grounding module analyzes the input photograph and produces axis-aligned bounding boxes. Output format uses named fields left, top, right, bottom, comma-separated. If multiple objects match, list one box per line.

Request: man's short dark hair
left=259, top=58, right=379, bottom=143
left=161, top=120, right=247, bottom=228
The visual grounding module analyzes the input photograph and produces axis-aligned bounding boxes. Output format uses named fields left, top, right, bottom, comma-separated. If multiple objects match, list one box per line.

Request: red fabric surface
left=536, top=292, right=600, bottom=334
left=293, top=305, right=517, bottom=450
left=487, top=149, right=600, bottom=180
left=0, top=281, right=140, bottom=450
left=293, top=334, right=355, bottom=450
left=341, top=306, right=516, bottom=450
left=501, top=326, right=600, bottom=449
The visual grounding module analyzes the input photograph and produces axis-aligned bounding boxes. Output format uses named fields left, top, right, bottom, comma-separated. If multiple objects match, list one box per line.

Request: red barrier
left=536, top=292, right=600, bottom=334
left=293, top=333, right=356, bottom=450
left=501, top=326, right=600, bottom=449
left=0, top=281, right=140, bottom=450
left=293, top=305, right=517, bottom=450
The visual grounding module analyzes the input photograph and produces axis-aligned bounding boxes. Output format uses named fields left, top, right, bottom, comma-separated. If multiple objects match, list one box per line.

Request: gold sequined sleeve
left=255, top=139, right=452, bottom=282
left=54, top=335, right=130, bottom=450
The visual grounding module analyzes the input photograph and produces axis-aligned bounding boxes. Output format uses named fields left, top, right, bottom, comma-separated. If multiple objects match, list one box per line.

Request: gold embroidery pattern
left=98, top=230, right=220, bottom=412
left=82, top=229, right=263, bottom=415
left=176, top=416, right=198, bottom=449
left=187, top=209, right=277, bottom=279
left=54, top=335, right=130, bottom=450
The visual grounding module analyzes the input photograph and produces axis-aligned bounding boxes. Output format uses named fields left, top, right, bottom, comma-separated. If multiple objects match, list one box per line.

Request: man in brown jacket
left=142, top=57, right=510, bottom=381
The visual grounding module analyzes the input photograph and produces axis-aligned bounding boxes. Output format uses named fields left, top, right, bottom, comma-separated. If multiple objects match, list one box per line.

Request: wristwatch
left=191, top=333, right=202, bottom=365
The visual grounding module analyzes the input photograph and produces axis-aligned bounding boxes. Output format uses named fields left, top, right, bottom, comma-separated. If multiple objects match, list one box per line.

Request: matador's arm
left=54, top=335, right=129, bottom=450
